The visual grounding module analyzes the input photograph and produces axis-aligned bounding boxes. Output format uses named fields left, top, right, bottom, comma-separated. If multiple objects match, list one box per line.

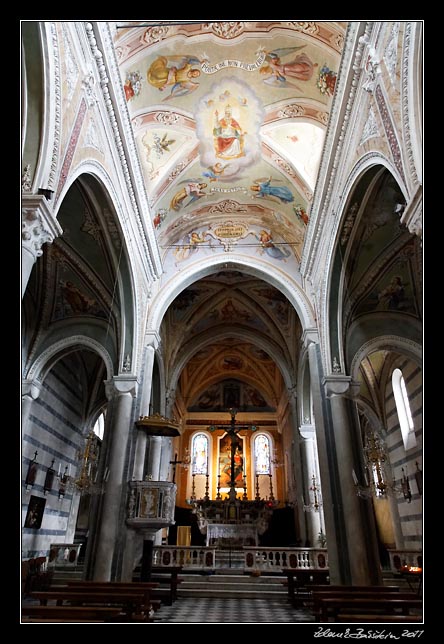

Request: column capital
left=323, top=375, right=361, bottom=399
left=302, top=327, right=319, bottom=349
left=22, top=194, right=63, bottom=260
left=22, top=379, right=42, bottom=400
left=104, top=376, right=138, bottom=399
left=400, top=183, right=422, bottom=240
left=145, top=331, right=161, bottom=351
left=299, top=423, right=315, bottom=440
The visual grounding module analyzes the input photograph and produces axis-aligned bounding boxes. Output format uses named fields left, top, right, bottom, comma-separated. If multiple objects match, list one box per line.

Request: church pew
left=281, top=568, right=330, bottom=605
left=62, top=581, right=161, bottom=612
left=146, top=567, right=183, bottom=605
left=21, top=605, right=124, bottom=622
left=315, top=595, right=422, bottom=623
left=336, top=614, right=423, bottom=623
left=30, top=590, right=149, bottom=620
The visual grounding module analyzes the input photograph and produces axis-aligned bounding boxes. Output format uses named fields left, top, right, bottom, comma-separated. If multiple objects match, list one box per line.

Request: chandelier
left=353, top=431, right=410, bottom=501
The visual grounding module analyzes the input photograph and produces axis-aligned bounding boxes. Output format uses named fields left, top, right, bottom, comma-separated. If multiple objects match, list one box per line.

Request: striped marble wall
left=384, top=357, right=422, bottom=550
left=22, top=356, right=86, bottom=559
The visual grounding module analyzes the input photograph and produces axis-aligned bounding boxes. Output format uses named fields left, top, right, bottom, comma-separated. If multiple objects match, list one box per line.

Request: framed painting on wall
left=24, top=495, right=46, bottom=529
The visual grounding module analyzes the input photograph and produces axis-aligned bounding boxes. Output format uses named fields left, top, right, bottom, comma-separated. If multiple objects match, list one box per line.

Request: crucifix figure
left=169, top=453, right=183, bottom=484
left=209, top=408, right=257, bottom=500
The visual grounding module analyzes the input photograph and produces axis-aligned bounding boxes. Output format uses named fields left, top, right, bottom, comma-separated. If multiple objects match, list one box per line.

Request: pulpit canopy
left=136, top=413, right=181, bottom=437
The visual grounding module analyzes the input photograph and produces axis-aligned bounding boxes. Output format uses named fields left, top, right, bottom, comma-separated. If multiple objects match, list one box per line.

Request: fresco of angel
left=259, top=46, right=317, bottom=89
left=250, top=177, right=294, bottom=204
left=255, top=230, right=290, bottom=260
left=202, top=162, right=229, bottom=182
left=170, top=180, right=208, bottom=211
left=147, top=55, right=202, bottom=100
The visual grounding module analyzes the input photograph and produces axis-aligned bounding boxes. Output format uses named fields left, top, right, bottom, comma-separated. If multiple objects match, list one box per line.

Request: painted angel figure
left=250, top=177, right=294, bottom=204
left=259, top=46, right=317, bottom=88
left=202, top=162, right=229, bottom=182
left=147, top=55, right=202, bottom=100
left=256, top=229, right=290, bottom=260
left=170, top=181, right=208, bottom=211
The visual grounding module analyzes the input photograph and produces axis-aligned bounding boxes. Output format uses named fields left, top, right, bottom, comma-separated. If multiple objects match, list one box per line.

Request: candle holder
left=204, top=473, right=210, bottom=501
left=242, top=475, right=248, bottom=501
left=255, top=473, right=261, bottom=501
left=190, top=473, right=196, bottom=502
left=216, top=474, right=222, bottom=500
left=58, top=466, right=69, bottom=499
left=268, top=473, right=275, bottom=502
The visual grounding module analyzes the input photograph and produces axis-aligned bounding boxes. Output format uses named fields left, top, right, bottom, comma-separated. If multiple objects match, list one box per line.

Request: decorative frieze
left=207, top=22, right=244, bottom=39
left=375, top=85, right=406, bottom=183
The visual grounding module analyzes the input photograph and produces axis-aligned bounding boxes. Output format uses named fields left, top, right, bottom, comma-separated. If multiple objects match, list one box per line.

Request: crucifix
left=169, top=453, right=183, bottom=484
left=209, top=408, right=258, bottom=500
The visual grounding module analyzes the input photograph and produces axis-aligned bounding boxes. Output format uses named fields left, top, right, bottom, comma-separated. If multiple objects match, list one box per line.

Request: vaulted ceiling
left=110, top=21, right=347, bottom=411
left=112, top=20, right=346, bottom=262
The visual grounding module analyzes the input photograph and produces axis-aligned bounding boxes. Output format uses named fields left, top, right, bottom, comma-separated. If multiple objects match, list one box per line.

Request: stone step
left=178, top=587, right=288, bottom=599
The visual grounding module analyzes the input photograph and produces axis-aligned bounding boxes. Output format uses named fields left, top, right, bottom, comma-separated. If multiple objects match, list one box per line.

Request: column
left=22, top=380, right=41, bottom=435
left=93, top=376, right=137, bottom=581
left=324, top=375, right=382, bottom=585
left=159, top=437, right=173, bottom=481
left=299, top=424, right=322, bottom=546
left=306, top=339, right=343, bottom=584
left=22, top=195, right=62, bottom=297
left=132, top=341, right=157, bottom=481
left=287, top=390, right=307, bottom=545
left=146, top=437, right=162, bottom=480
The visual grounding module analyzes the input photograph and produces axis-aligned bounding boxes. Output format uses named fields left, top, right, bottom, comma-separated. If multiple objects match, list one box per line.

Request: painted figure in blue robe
left=257, top=230, right=290, bottom=260
left=250, top=178, right=294, bottom=204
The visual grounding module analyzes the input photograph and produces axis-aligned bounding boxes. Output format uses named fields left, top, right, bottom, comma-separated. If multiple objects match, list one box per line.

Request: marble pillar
left=22, top=195, right=62, bottom=297
left=93, top=376, right=137, bottom=581
left=299, top=424, right=322, bottom=545
left=324, top=375, right=382, bottom=585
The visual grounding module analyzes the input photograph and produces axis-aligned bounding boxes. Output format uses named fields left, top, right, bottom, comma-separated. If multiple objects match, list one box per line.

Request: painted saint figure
left=250, top=178, right=294, bottom=204
left=147, top=55, right=202, bottom=99
left=213, top=105, right=245, bottom=159
left=170, top=182, right=207, bottom=211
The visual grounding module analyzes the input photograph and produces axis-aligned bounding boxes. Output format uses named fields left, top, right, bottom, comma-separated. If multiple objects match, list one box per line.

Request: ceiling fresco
left=112, top=21, right=346, bottom=263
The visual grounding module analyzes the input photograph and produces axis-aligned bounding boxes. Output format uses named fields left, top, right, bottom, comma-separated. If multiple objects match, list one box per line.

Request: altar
left=206, top=523, right=258, bottom=547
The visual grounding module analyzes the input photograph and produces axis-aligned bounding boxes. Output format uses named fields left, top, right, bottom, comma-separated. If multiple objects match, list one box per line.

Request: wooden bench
left=21, top=605, right=124, bottom=622
left=148, top=567, right=183, bottom=605
left=30, top=590, right=149, bottom=621
left=337, top=614, right=423, bottom=623
left=281, top=569, right=330, bottom=606
left=316, top=595, right=422, bottom=623
left=63, top=581, right=161, bottom=612
left=310, top=586, right=401, bottom=615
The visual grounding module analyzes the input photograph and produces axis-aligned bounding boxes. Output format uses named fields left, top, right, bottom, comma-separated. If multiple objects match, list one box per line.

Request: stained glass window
left=192, top=433, right=208, bottom=475
left=254, top=434, right=270, bottom=474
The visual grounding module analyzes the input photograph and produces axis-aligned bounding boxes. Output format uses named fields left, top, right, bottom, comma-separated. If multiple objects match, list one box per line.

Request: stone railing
left=153, top=546, right=217, bottom=569
left=244, top=547, right=329, bottom=571
left=387, top=549, right=422, bottom=573
left=126, top=481, right=177, bottom=530
left=152, top=545, right=329, bottom=572
left=47, top=543, right=82, bottom=568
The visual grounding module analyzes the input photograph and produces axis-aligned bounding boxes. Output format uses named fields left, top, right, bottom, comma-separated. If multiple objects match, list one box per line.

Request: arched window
left=254, top=434, right=271, bottom=474
left=93, top=412, right=105, bottom=441
left=392, top=368, right=416, bottom=450
left=192, top=433, right=208, bottom=475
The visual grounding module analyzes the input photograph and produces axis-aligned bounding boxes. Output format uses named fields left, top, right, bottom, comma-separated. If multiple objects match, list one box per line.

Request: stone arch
left=322, top=158, right=413, bottom=375
left=148, top=255, right=316, bottom=336
left=26, top=335, right=114, bottom=384
left=350, top=335, right=422, bottom=384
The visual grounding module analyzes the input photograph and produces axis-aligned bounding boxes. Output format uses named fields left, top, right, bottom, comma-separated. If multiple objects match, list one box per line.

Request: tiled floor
left=154, top=597, right=315, bottom=623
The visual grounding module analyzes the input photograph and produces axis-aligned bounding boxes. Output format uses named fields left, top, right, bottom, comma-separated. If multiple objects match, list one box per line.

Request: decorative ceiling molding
left=84, top=21, right=162, bottom=280
left=301, top=21, right=366, bottom=280
left=401, top=22, right=420, bottom=187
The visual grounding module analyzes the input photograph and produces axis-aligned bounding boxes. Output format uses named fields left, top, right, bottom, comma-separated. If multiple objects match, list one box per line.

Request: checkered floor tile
left=154, top=597, right=315, bottom=623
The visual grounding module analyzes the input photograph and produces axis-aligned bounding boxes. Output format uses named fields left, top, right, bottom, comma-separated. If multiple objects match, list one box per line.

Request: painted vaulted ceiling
left=108, top=21, right=347, bottom=412
left=112, top=21, right=346, bottom=264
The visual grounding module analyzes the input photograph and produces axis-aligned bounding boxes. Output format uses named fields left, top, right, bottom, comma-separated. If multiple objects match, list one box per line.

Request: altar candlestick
left=255, top=473, right=261, bottom=501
